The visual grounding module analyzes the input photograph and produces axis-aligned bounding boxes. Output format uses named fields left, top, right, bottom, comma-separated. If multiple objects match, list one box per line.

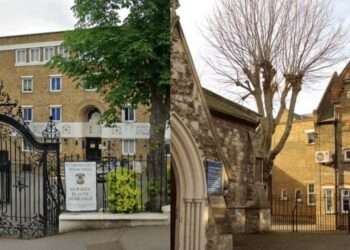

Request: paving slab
left=0, top=226, right=169, bottom=250
left=234, top=232, right=350, bottom=250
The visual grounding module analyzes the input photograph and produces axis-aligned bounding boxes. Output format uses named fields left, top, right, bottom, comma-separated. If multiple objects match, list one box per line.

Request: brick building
left=273, top=62, right=350, bottom=228
left=0, top=31, right=151, bottom=161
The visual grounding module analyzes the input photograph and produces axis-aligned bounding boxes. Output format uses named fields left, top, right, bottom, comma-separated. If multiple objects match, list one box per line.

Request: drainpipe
left=334, top=105, right=340, bottom=228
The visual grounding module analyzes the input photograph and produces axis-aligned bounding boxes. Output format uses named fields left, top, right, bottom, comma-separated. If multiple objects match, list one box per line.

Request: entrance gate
left=0, top=114, right=64, bottom=239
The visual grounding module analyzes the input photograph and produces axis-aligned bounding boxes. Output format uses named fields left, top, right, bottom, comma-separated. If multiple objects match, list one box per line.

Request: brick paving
left=234, top=232, right=350, bottom=250
left=0, top=226, right=169, bottom=250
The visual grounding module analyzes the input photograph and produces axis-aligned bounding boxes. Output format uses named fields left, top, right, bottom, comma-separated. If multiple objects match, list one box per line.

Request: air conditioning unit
left=315, top=151, right=332, bottom=164
left=344, top=149, right=350, bottom=162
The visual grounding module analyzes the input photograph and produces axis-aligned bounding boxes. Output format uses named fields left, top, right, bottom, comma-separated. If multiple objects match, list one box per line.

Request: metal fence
left=62, top=152, right=171, bottom=213
left=272, top=197, right=350, bottom=232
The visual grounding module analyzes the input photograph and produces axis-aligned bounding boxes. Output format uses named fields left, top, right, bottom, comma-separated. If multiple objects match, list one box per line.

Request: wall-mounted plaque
left=65, top=162, right=97, bottom=212
left=206, top=160, right=223, bottom=195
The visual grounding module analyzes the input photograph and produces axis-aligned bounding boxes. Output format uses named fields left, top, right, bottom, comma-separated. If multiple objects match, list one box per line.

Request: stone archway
left=171, top=113, right=208, bottom=250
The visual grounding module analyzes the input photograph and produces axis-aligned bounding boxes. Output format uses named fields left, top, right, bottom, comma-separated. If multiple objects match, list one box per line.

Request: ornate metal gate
left=0, top=113, right=64, bottom=239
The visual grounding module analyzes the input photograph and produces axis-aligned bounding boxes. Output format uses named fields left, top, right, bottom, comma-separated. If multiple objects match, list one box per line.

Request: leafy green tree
left=50, top=0, right=170, bottom=154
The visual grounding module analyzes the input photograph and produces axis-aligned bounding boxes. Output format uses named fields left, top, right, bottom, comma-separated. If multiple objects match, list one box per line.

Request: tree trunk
left=147, top=86, right=170, bottom=211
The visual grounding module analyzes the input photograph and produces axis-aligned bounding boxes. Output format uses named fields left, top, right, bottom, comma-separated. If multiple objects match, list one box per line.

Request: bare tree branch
left=205, top=0, right=348, bottom=179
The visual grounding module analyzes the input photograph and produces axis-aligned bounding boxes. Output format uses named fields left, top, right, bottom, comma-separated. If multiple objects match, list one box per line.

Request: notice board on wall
left=65, top=162, right=97, bottom=212
left=205, top=159, right=224, bottom=195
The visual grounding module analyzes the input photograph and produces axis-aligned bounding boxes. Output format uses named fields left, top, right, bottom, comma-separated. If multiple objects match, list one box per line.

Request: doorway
left=86, top=137, right=102, bottom=161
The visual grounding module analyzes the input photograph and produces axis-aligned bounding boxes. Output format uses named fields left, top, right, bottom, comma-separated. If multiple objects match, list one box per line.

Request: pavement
left=0, top=226, right=170, bottom=250
left=234, top=232, right=350, bottom=250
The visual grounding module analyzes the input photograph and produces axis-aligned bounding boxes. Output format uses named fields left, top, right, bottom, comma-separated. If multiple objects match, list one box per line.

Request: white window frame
left=21, top=105, right=33, bottom=123
left=122, top=105, right=136, bottom=123
left=21, top=76, right=33, bottom=93
left=22, top=140, right=33, bottom=152
left=122, top=139, right=136, bottom=156
left=344, top=149, right=350, bottom=162
left=341, top=189, right=350, bottom=214
left=305, top=129, right=316, bottom=145
left=307, top=183, right=316, bottom=206
left=295, top=189, right=303, bottom=203
left=29, top=47, right=41, bottom=63
left=50, top=105, right=62, bottom=122
left=15, top=49, right=27, bottom=65
left=323, top=187, right=334, bottom=214
left=280, top=189, right=288, bottom=201
left=43, top=46, right=55, bottom=62
left=49, top=75, right=63, bottom=92
left=58, top=46, right=68, bottom=57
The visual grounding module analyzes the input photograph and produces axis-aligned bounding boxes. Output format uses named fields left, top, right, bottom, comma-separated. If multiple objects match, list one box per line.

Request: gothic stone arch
left=171, top=113, right=208, bottom=250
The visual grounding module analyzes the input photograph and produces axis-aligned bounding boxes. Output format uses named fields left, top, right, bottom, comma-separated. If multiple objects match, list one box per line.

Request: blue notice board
left=206, top=160, right=223, bottom=194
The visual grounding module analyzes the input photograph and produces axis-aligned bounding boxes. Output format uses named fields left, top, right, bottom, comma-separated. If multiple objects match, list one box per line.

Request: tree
left=51, top=0, right=170, bottom=210
left=206, top=0, right=347, bottom=196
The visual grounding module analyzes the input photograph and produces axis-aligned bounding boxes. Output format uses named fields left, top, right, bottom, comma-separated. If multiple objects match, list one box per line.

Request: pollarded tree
left=206, top=0, right=347, bottom=194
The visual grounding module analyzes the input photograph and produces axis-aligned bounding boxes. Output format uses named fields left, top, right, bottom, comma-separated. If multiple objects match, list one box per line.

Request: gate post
left=43, top=149, right=48, bottom=236
left=348, top=207, right=350, bottom=234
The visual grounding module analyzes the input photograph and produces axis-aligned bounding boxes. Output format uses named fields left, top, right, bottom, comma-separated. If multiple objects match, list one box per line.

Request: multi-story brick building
left=0, top=31, right=151, bottom=161
left=273, top=62, right=350, bottom=228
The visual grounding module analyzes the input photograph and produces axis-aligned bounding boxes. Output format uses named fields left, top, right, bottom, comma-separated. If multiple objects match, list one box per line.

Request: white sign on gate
left=65, top=162, right=97, bottom=212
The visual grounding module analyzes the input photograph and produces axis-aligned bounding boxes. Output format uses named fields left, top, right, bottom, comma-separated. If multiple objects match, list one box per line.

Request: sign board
left=65, top=162, right=97, bottom=212
left=206, top=160, right=224, bottom=195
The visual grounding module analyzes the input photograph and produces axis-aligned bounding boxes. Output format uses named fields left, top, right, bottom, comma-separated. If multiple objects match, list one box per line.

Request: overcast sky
left=0, top=0, right=75, bottom=36
left=0, top=1, right=349, bottom=114
left=178, top=0, right=350, bottom=114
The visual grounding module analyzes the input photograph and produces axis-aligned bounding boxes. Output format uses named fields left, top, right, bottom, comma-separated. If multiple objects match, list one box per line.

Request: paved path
left=0, top=226, right=169, bottom=250
left=234, top=232, right=350, bottom=250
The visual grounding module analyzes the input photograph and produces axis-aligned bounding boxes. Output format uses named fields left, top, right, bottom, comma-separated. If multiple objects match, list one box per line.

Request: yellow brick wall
left=0, top=31, right=150, bottom=159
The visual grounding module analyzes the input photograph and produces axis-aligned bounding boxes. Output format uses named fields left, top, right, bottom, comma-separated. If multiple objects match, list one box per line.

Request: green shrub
left=106, top=168, right=140, bottom=213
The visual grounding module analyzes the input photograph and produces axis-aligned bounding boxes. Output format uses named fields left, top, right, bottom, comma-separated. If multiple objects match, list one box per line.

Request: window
left=324, top=188, right=334, bottom=214
left=306, top=131, right=316, bottom=144
left=280, top=189, right=288, bottom=201
left=123, top=106, right=135, bottom=122
left=22, top=140, right=33, bottom=152
left=58, top=46, right=68, bottom=57
left=341, top=189, right=350, bottom=213
left=344, top=149, right=350, bottom=162
left=50, top=76, right=62, bottom=92
left=43, top=47, right=55, bottom=61
left=16, top=49, right=27, bottom=64
left=21, top=77, right=33, bottom=93
left=307, top=184, right=316, bottom=206
left=122, top=140, right=136, bottom=155
left=295, top=189, right=303, bottom=203
left=22, top=106, right=33, bottom=122
left=50, top=106, right=62, bottom=122
left=30, top=48, right=40, bottom=62
left=82, top=81, right=97, bottom=91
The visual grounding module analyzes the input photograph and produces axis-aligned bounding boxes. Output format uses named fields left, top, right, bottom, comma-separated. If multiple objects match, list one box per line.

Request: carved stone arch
left=171, top=112, right=208, bottom=250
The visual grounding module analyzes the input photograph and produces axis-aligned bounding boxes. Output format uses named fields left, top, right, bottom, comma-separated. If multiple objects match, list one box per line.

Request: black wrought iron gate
left=0, top=114, right=64, bottom=239
left=272, top=197, right=350, bottom=232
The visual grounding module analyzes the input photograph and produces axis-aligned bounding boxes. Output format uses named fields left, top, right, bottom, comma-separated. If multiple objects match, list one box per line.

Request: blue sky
left=178, top=0, right=350, bottom=114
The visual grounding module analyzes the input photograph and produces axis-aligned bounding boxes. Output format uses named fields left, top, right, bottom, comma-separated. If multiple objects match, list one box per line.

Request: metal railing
left=62, top=151, right=171, bottom=213
left=272, top=196, right=350, bottom=232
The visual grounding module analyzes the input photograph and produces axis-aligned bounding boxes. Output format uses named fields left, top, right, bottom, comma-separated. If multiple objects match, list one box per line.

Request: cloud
left=0, top=0, right=76, bottom=36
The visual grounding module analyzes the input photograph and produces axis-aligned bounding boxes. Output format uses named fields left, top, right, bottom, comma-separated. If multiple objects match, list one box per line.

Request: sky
left=0, top=0, right=76, bottom=36
left=178, top=0, right=350, bottom=114
left=0, top=0, right=349, bottom=114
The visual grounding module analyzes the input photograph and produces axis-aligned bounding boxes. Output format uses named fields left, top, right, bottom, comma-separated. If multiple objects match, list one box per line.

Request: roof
left=315, top=61, right=350, bottom=123
left=0, top=30, right=68, bottom=39
left=202, top=88, right=260, bottom=126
